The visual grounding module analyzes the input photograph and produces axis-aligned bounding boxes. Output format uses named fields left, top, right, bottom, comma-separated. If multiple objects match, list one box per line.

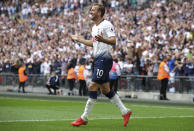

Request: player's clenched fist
left=95, top=32, right=104, bottom=42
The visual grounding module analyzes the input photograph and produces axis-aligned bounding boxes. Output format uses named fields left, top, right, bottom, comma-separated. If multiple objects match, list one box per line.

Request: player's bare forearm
left=70, top=35, right=93, bottom=47
left=101, top=36, right=116, bottom=45
left=95, top=35, right=116, bottom=45
left=79, top=39, right=93, bottom=47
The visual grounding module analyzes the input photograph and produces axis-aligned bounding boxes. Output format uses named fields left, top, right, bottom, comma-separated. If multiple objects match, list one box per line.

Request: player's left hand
left=95, top=32, right=104, bottom=43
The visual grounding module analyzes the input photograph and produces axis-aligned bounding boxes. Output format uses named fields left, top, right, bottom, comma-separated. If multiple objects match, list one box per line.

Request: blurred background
left=0, top=0, right=193, bottom=101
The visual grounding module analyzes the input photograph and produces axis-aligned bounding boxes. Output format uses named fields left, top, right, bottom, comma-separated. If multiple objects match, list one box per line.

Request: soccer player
left=70, top=3, right=132, bottom=127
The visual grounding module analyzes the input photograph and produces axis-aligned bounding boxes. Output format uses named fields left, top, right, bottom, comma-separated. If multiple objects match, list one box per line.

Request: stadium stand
left=0, top=0, right=193, bottom=99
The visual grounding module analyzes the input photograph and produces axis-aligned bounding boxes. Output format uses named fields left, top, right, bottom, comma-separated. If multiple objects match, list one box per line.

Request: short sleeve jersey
left=92, top=20, right=115, bottom=57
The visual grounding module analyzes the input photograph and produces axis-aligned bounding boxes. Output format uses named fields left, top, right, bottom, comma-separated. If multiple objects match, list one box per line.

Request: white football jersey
left=92, top=20, right=115, bottom=57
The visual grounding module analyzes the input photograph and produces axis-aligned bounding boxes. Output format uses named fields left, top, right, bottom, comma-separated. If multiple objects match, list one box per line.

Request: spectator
left=0, top=0, right=193, bottom=79
left=84, top=61, right=92, bottom=86
left=146, top=60, right=153, bottom=91
left=169, top=65, right=177, bottom=93
left=168, top=55, right=176, bottom=73
left=184, top=58, right=194, bottom=76
left=152, top=56, right=159, bottom=76
left=140, top=66, right=148, bottom=91
left=4, top=59, right=11, bottom=72
left=109, top=59, right=121, bottom=93
left=123, top=59, right=133, bottom=74
left=40, top=58, right=51, bottom=76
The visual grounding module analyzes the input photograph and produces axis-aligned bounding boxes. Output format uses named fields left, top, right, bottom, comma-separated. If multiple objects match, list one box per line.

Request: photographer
left=46, top=71, right=60, bottom=95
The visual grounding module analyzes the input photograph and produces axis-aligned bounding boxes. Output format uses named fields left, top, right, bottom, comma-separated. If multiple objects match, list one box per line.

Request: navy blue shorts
left=92, top=53, right=113, bottom=84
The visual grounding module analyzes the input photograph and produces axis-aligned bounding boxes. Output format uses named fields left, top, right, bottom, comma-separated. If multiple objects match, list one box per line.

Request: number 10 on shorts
left=97, top=69, right=104, bottom=78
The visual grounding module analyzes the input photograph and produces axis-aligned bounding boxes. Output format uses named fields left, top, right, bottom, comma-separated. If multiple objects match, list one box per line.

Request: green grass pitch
left=0, top=97, right=194, bottom=131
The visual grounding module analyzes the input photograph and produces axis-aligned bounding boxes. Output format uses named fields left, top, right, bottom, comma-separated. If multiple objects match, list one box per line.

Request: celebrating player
left=70, top=3, right=132, bottom=127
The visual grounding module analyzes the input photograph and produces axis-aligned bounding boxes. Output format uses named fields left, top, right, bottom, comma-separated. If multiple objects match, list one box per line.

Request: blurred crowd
left=0, top=0, right=193, bottom=77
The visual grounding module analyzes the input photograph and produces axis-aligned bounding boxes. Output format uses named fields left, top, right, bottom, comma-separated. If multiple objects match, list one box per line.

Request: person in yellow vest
left=157, top=57, right=170, bottom=100
left=78, top=60, right=87, bottom=96
left=67, top=61, right=77, bottom=96
left=18, top=63, right=28, bottom=93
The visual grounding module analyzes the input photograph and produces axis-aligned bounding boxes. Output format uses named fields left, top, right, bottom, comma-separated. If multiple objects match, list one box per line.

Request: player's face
left=90, top=5, right=100, bottom=21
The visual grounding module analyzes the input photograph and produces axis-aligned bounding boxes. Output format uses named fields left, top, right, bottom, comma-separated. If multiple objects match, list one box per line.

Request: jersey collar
left=96, top=19, right=104, bottom=26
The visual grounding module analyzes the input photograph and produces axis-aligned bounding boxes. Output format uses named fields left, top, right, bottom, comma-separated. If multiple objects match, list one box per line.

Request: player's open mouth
left=89, top=14, right=92, bottom=18
left=89, top=14, right=94, bottom=19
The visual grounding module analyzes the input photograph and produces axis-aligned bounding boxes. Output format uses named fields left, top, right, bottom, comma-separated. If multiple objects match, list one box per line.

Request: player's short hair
left=92, top=3, right=105, bottom=17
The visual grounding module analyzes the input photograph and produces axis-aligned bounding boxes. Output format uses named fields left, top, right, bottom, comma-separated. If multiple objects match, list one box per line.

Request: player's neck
left=95, top=17, right=104, bottom=26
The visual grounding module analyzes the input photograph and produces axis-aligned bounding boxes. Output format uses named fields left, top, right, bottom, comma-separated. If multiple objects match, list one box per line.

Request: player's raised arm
left=70, top=35, right=93, bottom=47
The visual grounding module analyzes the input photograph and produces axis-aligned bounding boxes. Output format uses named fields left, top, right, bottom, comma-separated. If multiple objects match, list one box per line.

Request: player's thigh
left=100, top=82, right=110, bottom=95
left=88, top=82, right=102, bottom=91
